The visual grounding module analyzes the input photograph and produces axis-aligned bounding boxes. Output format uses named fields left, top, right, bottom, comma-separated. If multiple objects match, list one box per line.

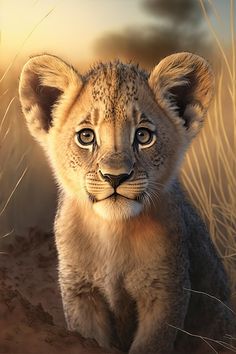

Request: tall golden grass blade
left=0, top=229, right=14, bottom=239
left=230, top=0, right=236, bottom=100
left=0, top=96, right=15, bottom=134
left=207, top=0, right=225, bottom=27
left=168, top=324, right=236, bottom=353
left=0, top=167, right=28, bottom=217
left=184, top=287, right=236, bottom=315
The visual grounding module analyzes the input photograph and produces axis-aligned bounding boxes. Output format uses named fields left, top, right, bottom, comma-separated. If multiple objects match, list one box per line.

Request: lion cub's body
left=19, top=53, right=235, bottom=354
left=55, top=182, right=232, bottom=353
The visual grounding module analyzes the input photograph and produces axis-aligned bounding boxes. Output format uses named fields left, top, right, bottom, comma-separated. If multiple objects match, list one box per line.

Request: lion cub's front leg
left=59, top=268, right=113, bottom=350
left=126, top=264, right=189, bottom=354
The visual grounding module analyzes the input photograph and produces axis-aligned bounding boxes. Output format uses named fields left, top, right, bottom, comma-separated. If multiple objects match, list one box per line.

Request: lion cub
left=19, top=53, right=234, bottom=353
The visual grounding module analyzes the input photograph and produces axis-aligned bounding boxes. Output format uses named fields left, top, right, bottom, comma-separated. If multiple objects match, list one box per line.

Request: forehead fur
left=85, top=61, right=148, bottom=84
left=83, top=62, right=149, bottom=120
left=86, top=62, right=148, bottom=101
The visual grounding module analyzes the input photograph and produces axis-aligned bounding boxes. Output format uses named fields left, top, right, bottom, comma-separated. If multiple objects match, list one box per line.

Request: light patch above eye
left=139, top=113, right=156, bottom=130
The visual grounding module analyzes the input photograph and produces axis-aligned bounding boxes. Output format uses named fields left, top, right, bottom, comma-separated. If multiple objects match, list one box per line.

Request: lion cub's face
left=49, top=67, right=179, bottom=220
left=19, top=54, right=214, bottom=220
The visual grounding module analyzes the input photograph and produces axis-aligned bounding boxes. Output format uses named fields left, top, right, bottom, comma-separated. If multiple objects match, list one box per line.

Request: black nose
left=100, top=172, right=132, bottom=189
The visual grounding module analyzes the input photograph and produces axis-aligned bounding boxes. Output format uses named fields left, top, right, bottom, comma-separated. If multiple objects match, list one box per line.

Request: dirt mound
left=0, top=229, right=122, bottom=354
left=0, top=285, right=122, bottom=354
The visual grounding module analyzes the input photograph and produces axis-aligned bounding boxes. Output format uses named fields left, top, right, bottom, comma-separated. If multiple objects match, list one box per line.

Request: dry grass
left=0, top=78, right=25, bottom=237
left=182, top=0, right=236, bottom=292
left=169, top=323, right=236, bottom=353
left=0, top=82, right=56, bottom=237
left=0, top=4, right=58, bottom=238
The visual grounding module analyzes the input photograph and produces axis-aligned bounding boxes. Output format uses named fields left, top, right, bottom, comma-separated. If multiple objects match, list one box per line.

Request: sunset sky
left=0, top=0, right=234, bottom=71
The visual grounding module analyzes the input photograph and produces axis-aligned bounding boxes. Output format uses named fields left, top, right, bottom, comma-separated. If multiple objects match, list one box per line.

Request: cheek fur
left=152, top=140, right=169, bottom=169
left=134, top=139, right=167, bottom=172
left=64, top=137, right=98, bottom=172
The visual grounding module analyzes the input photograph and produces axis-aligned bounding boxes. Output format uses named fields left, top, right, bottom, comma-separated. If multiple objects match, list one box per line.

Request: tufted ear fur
left=149, top=52, right=214, bottom=140
left=19, top=54, right=83, bottom=146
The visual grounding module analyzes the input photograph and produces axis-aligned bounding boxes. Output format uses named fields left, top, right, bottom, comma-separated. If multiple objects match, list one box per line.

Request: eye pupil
left=138, top=131, right=145, bottom=137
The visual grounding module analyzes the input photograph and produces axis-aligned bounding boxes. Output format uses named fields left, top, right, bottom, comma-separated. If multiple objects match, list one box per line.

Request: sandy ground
left=0, top=228, right=234, bottom=354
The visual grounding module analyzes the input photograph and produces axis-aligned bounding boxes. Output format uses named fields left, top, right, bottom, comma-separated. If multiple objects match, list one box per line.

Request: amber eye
left=135, top=128, right=154, bottom=146
left=75, top=129, right=95, bottom=146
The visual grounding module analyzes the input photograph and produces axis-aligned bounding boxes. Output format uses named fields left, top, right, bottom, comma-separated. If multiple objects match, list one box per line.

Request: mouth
left=89, top=191, right=135, bottom=203
left=105, top=191, right=134, bottom=201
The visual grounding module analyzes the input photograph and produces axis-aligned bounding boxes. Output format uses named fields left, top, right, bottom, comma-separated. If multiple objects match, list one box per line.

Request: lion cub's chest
left=91, top=250, right=131, bottom=302
left=89, top=219, right=166, bottom=304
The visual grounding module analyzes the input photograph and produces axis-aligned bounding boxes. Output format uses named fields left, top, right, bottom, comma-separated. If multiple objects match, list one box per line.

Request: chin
left=93, top=196, right=143, bottom=220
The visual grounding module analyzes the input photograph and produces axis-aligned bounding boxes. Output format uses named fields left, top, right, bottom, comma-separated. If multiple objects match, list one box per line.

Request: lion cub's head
left=19, top=53, right=214, bottom=220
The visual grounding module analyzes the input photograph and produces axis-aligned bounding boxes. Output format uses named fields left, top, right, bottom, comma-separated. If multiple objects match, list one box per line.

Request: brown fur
left=19, top=53, right=235, bottom=354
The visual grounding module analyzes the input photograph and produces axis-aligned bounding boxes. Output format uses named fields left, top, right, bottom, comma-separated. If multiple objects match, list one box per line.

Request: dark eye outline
left=135, top=127, right=155, bottom=146
left=75, top=128, right=95, bottom=146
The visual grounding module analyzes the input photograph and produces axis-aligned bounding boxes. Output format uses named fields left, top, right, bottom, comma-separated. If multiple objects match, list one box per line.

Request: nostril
left=99, top=171, right=133, bottom=189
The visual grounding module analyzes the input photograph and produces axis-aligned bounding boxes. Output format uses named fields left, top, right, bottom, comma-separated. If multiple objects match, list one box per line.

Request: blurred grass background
left=0, top=0, right=235, bottom=292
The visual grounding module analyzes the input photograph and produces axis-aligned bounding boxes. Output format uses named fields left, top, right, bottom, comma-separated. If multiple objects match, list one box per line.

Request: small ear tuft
left=149, top=52, right=214, bottom=139
left=19, top=54, right=83, bottom=146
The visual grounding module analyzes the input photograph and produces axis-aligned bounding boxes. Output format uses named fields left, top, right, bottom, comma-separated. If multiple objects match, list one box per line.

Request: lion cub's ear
left=19, top=54, right=83, bottom=146
left=149, top=52, right=214, bottom=139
